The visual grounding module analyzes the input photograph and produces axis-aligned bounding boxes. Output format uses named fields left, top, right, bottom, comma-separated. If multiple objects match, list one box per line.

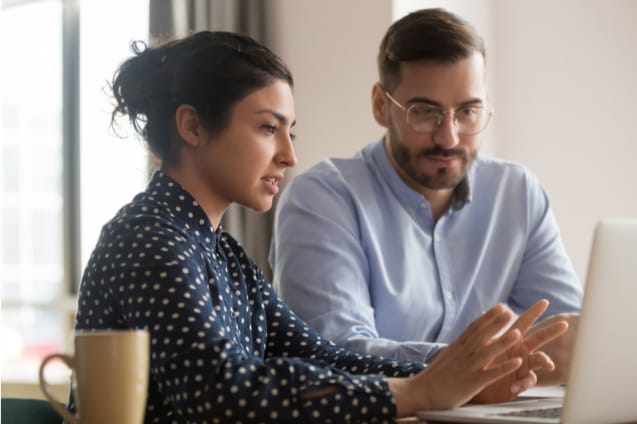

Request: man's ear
left=371, top=82, right=388, bottom=128
left=175, top=104, right=203, bottom=147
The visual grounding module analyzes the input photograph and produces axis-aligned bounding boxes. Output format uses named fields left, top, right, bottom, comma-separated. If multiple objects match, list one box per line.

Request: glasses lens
left=407, top=104, right=440, bottom=133
left=459, top=107, right=492, bottom=135
left=406, top=103, right=492, bottom=135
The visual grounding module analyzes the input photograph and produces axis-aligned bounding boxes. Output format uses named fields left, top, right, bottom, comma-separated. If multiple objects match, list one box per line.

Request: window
left=1, top=0, right=149, bottom=385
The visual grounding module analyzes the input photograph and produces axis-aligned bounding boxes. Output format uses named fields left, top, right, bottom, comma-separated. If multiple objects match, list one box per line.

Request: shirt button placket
left=433, top=228, right=456, bottom=338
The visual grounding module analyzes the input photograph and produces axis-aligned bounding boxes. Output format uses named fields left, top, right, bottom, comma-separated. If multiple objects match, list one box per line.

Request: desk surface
left=397, top=386, right=566, bottom=423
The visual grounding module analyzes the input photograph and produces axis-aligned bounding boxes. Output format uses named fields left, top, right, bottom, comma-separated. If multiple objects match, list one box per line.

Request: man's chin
left=417, top=171, right=465, bottom=190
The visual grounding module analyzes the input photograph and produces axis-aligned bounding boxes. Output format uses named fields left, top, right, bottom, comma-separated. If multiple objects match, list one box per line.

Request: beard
left=387, top=122, right=478, bottom=190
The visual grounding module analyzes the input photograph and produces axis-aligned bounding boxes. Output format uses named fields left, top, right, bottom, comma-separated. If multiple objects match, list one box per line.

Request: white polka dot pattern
left=71, top=172, right=423, bottom=423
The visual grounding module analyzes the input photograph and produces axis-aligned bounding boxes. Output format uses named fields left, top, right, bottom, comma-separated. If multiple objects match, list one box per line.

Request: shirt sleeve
left=508, top=171, right=583, bottom=316
left=258, top=268, right=424, bottom=376
left=257, top=269, right=425, bottom=420
left=79, top=223, right=420, bottom=423
left=270, top=170, right=444, bottom=363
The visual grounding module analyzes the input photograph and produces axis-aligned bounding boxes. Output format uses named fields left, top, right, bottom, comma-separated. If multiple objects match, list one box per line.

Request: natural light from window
left=1, top=0, right=149, bottom=385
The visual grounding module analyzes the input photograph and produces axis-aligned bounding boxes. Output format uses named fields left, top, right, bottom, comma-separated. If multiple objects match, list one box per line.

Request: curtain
left=148, top=0, right=275, bottom=279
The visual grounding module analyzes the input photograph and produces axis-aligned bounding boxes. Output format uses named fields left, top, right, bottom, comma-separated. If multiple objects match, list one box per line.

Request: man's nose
left=432, top=114, right=460, bottom=148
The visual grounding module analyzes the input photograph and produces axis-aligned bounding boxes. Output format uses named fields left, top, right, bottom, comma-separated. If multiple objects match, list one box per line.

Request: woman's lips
left=261, top=176, right=280, bottom=195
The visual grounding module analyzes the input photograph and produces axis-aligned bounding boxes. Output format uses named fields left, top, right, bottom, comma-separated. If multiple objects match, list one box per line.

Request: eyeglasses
left=384, top=91, right=493, bottom=136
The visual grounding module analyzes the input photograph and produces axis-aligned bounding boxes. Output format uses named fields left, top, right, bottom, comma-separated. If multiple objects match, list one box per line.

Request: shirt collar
left=367, top=138, right=473, bottom=214
left=145, top=171, right=222, bottom=252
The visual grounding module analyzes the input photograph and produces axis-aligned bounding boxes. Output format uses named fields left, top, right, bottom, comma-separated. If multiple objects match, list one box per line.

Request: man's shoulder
left=289, top=152, right=376, bottom=190
left=471, top=156, right=547, bottom=204
left=474, top=156, right=539, bottom=182
left=279, top=149, right=385, bottom=212
left=475, top=155, right=530, bottom=173
left=305, top=153, right=371, bottom=177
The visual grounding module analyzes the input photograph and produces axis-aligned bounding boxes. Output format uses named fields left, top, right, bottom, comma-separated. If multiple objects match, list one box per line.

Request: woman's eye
left=290, top=132, right=297, bottom=141
left=262, top=124, right=277, bottom=134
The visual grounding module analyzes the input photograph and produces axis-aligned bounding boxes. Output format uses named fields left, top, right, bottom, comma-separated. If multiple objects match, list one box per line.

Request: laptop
left=417, top=218, right=637, bottom=424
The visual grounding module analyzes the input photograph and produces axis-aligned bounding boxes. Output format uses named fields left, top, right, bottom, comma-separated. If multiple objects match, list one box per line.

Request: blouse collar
left=145, top=171, right=223, bottom=253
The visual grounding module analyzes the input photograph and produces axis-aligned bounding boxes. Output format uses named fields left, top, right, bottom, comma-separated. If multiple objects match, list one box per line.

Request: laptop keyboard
left=499, top=406, right=562, bottom=419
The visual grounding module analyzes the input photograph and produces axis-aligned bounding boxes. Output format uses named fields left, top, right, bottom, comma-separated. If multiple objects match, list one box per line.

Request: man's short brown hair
left=378, top=8, right=486, bottom=92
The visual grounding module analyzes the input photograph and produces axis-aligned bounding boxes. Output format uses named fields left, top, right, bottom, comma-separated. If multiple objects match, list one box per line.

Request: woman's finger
left=481, top=356, right=524, bottom=384
left=511, top=370, right=538, bottom=395
left=524, top=320, right=569, bottom=352
left=462, top=305, right=515, bottom=354
left=510, top=299, right=549, bottom=335
left=473, top=328, right=521, bottom=370
left=527, top=351, right=556, bottom=372
left=455, top=303, right=508, bottom=346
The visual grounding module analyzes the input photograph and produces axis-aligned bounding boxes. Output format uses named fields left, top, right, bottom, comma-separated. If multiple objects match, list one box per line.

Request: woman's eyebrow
left=255, top=109, right=296, bottom=127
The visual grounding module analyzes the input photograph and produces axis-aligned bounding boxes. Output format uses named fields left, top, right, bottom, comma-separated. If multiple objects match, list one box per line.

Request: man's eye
left=458, top=107, right=483, bottom=123
left=460, top=107, right=478, bottom=116
left=411, top=106, right=441, bottom=119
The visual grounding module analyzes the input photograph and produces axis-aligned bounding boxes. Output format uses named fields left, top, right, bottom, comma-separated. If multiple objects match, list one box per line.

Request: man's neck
left=422, top=187, right=454, bottom=222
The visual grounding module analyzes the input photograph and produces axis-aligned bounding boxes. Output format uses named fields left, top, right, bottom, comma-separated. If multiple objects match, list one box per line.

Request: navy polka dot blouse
left=73, top=172, right=424, bottom=423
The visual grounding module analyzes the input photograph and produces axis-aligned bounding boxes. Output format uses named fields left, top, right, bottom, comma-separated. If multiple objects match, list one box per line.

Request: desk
left=399, top=387, right=566, bottom=423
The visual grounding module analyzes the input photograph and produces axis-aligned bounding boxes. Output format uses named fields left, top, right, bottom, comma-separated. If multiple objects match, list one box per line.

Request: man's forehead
left=399, top=53, right=485, bottom=77
left=395, top=54, right=487, bottom=100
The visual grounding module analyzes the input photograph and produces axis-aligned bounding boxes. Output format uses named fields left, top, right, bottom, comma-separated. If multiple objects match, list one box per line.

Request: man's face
left=377, top=53, right=487, bottom=193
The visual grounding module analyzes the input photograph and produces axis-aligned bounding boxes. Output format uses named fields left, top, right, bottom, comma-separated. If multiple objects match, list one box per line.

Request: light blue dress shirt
left=269, top=139, right=583, bottom=362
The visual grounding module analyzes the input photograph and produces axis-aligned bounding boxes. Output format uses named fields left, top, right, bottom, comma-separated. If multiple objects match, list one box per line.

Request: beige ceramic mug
left=39, top=329, right=150, bottom=424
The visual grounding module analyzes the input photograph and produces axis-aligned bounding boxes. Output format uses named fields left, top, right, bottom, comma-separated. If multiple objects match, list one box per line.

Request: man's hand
left=527, top=313, right=579, bottom=386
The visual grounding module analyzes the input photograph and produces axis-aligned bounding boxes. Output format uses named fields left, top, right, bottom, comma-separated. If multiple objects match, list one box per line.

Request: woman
left=73, top=31, right=566, bottom=422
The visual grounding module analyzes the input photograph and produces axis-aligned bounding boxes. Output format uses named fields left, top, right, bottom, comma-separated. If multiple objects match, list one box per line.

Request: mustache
left=418, top=146, right=467, bottom=159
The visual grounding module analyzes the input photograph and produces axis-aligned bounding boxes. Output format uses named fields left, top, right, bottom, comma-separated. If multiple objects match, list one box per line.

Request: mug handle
left=39, top=353, right=78, bottom=424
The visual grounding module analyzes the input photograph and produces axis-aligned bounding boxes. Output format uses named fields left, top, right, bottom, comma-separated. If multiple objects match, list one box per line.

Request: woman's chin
left=240, top=198, right=273, bottom=214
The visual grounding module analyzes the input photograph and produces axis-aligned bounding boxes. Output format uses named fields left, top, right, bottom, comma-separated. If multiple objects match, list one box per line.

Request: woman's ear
left=371, top=83, right=388, bottom=128
left=175, top=104, right=203, bottom=147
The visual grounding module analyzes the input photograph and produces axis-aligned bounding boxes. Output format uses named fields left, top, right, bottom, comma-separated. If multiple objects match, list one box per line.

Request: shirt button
left=435, top=234, right=441, bottom=242
left=446, top=291, right=453, bottom=300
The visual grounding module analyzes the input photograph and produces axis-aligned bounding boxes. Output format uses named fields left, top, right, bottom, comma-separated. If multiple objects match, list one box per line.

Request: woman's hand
left=528, top=312, right=579, bottom=386
left=388, top=300, right=568, bottom=417
left=471, top=300, right=569, bottom=403
left=389, top=303, right=521, bottom=416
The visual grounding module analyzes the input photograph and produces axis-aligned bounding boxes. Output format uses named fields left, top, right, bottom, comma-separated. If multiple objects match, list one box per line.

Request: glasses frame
left=383, top=90, right=493, bottom=136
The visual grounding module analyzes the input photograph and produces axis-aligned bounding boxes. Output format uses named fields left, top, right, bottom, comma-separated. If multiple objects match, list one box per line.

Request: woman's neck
left=161, top=164, right=228, bottom=229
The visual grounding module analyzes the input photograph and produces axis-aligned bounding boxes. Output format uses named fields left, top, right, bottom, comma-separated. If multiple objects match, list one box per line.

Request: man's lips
left=426, top=154, right=459, bottom=161
left=422, top=153, right=463, bottom=167
left=420, top=148, right=466, bottom=164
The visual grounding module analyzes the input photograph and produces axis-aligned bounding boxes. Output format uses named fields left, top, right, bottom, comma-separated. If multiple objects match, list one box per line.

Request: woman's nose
left=277, top=135, right=297, bottom=168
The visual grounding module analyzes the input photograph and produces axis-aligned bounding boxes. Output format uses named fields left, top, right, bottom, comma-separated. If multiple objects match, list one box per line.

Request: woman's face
left=190, top=80, right=297, bottom=221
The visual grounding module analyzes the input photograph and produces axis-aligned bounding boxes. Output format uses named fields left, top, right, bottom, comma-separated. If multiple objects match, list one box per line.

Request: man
left=269, top=8, right=582, bottom=385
